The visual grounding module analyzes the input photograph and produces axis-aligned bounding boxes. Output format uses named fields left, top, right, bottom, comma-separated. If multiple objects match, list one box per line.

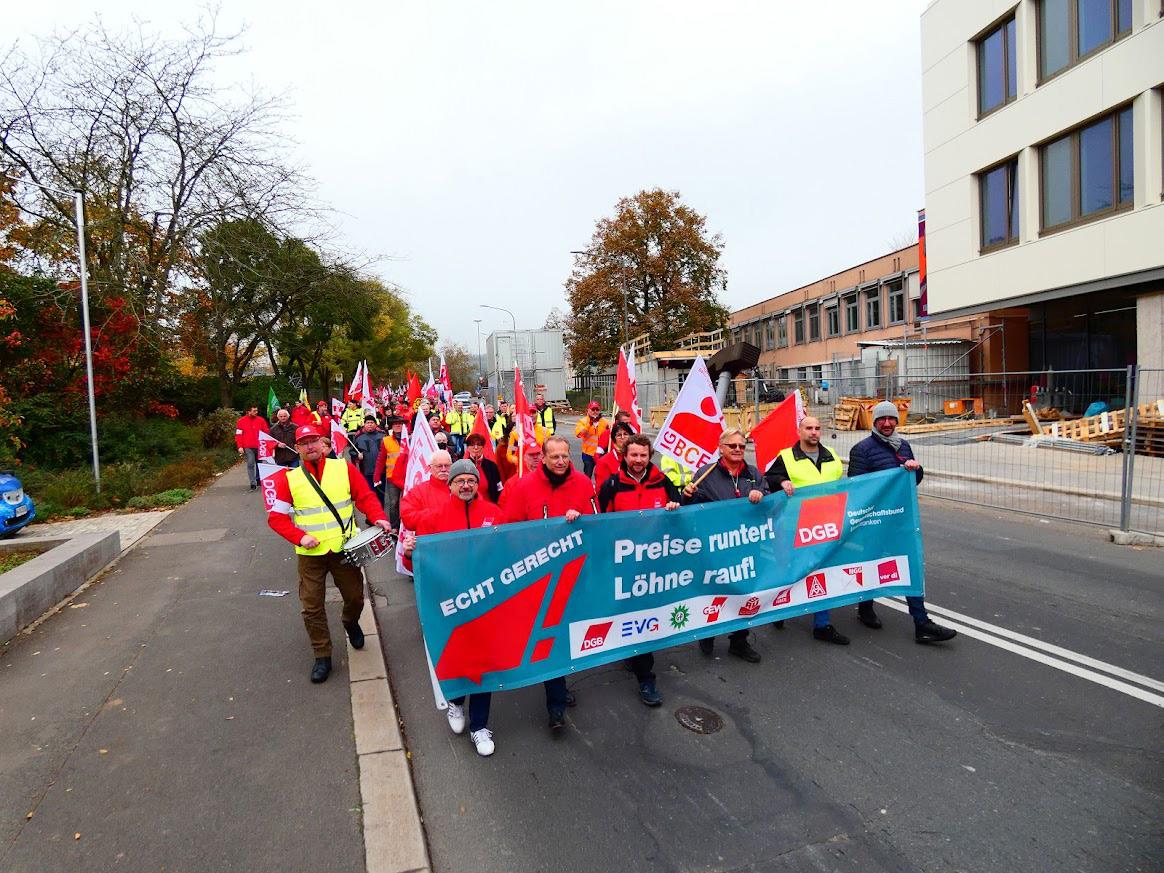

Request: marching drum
left=342, top=526, right=394, bottom=566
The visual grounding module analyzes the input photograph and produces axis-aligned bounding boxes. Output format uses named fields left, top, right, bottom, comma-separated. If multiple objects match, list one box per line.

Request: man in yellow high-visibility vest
left=765, top=416, right=850, bottom=646
left=267, top=425, right=392, bottom=683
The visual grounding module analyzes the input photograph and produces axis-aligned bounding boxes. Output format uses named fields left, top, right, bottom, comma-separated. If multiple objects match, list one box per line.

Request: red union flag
left=331, top=397, right=345, bottom=419
left=795, top=492, right=848, bottom=548
left=613, top=342, right=643, bottom=432
left=750, top=394, right=800, bottom=474
left=330, top=419, right=351, bottom=458
left=257, top=430, right=280, bottom=463
left=257, top=461, right=287, bottom=511
left=655, top=357, right=726, bottom=470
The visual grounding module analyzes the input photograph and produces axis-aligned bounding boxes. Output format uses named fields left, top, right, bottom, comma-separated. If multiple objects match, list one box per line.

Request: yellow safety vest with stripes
left=778, top=445, right=843, bottom=488
left=445, top=409, right=474, bottom=435
left=287, top=459, right=356, bottom=556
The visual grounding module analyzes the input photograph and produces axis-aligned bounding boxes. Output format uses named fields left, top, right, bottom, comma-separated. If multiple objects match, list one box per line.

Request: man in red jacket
left=415, top=459, right=501, bottom=756
left=290, top=399, right=314, bottom=428
left=266, top=425, right=391, bottom=683
left=501, top=435, right=595, bottom=732
left=235, top=405, right=269, bottom=491
left=596, top=433, right=681, bottom=707
left=399, top=449, right=454, bottom=532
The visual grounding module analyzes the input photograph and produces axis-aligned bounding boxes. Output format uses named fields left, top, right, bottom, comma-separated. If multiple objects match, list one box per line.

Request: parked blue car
left=0, top=471, right=36, bottom=537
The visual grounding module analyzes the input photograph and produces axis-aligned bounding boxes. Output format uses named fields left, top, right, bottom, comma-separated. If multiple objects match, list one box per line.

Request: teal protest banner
left=414, top=467, right=923, bottom=699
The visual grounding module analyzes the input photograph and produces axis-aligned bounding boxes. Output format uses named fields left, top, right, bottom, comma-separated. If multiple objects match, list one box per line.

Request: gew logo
left=795, top=493, right=848, bottom=548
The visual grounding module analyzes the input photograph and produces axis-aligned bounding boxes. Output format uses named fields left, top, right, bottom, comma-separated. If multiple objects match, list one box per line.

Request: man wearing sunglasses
left=682, top=428, right=768, bottom=663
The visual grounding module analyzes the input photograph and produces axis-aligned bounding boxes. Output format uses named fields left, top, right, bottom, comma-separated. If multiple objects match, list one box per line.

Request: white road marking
left=877, top=599, right=1164, bottom=708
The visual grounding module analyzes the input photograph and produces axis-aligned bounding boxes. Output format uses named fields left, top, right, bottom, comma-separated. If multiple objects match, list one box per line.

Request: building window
left=826, top=305, right=840, bottom=337
left=886, top=281, right=906, bottom=324
left=1039, top=0, right=1132, bottom=82
left=980, top=157, right=1020, bottom=250
left=1041, top=105, right=1133, bottom=232
left=793, top=308, right=805, bottom=344
left=777, top=316, right=788, bottom=348
left=978, top=15, right=1017, bottom=116
left=864, top=287, right=881, bottom=329
left=764, top=318, right=775, bottom=350
left=912, top=298, right=924, bottom=321
left=843, top=293, right=859, bottom=333
left=807, top=304, right=820, bottom=342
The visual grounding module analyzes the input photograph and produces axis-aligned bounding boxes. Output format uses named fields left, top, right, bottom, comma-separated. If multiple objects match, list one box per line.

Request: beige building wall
left=728, top=245, right=991, bottom=378
left=921, top=0, right=1164, bottom=317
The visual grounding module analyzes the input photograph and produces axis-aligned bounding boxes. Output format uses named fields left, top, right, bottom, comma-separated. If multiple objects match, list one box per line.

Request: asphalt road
left=373, top=419, right=1164, bottom=873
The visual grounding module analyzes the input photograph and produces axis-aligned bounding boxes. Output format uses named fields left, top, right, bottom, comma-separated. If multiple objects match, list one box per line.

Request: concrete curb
left=347, top=593, right=431, bottom=873
left=0, top=531, right=120, bottom=644
left=1108, top=528, right=1164, bottom=547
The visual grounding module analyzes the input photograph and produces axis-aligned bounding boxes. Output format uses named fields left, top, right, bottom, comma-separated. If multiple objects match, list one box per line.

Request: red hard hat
left=294, top=425, right=324, bottom=443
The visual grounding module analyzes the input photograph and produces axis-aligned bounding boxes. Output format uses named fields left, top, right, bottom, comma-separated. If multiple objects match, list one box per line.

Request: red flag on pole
left=750, top=394, right=801, bottom=475
left=470, top=405, right=497, bottom=464
left=613, top=342, right=643, bottom=432
left=407, top=371, right=422, bottom=408
left=257, top=430, right=281, bottom=463
left=330, top=419, right=351, bottom=457
left=513, top=366, right=538, bottom=476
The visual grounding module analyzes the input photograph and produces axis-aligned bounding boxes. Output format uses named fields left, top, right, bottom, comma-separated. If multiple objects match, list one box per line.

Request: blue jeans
left=450, top=433, right=465, bottom=456
left=243, top=448, right=259, bottom=486
left=859, top=597, right=930, bottom=625
left=813, top=610, right=832, bottom=629
left=544, top=677, right=568, bottom=715
left=450, top=694, right=492, bottom=732
left=582, top=454, right=596, bottom=478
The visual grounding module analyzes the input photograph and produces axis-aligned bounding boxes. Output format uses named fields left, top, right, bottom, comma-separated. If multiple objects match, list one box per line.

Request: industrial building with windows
left=920, top=0, right=1164, bottom=372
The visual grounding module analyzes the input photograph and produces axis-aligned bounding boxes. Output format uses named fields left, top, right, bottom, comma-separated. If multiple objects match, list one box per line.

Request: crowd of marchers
left=250, top=392, right=954, bottom=759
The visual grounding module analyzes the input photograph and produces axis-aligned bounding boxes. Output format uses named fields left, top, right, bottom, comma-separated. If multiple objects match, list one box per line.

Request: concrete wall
left=921, top=0, right=1164, bottom=315
left=1138, top=292, right=1164, bottom=369
left=0, top=531, right=120, bottom=643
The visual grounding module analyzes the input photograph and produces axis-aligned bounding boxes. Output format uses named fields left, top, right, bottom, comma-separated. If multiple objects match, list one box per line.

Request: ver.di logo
left=669, top=604, right=690, bottom=630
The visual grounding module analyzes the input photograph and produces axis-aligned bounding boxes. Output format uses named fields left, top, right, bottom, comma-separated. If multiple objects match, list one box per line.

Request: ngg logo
left=795, top=493, right=848, bottom=548
left=581, top=622, right=613, bottom=651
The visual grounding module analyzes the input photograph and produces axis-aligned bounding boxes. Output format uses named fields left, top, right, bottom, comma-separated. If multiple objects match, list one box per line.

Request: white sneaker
left=470, top=728, right=495, bottom=757
left=446, top=703, right=466, bottom=735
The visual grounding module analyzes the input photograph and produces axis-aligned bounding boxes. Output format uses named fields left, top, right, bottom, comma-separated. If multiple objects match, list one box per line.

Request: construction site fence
left=572, top=367, right=1163, bottom=536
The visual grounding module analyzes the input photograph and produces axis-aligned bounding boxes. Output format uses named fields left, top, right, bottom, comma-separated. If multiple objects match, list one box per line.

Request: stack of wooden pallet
left=1024, top=399, right=1164, bottom=454
left=833, top=397, right=865, bottom=431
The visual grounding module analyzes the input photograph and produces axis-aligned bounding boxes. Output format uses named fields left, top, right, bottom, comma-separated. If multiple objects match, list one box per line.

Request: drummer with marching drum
left=266, top=424, right=392, bottom=684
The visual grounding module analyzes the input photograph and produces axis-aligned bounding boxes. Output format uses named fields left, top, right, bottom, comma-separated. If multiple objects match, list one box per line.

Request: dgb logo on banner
left=795, top=493, right=847, bottom=547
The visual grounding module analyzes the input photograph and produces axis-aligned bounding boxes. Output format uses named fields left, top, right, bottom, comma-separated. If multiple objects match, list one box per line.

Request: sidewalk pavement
left=0, top=465, right=426, bottom=873
left=26, top=510, right=172, bottom=553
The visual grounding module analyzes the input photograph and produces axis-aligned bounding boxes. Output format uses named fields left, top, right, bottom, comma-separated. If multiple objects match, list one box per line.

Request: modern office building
left=920, top=0, right=1164, bottom=370
left=726, top=244, right=1012, bottom=391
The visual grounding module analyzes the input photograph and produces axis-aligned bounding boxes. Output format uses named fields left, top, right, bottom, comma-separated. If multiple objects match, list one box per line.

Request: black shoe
left=250, top=483, right=257, bottom=491
left=813, top=625, right=850, bottom=645
left=915, top=621, right=957, bottom=644
left=857, top=605, right=882, bottom=629
left=638, top=681, right=662, bottom=707
left=564, top=690, right=577, bottom=708
left=310, top=656, right=332, bottom=683
left=548, top=710, right=566, bottom=732
left=772, top=620, right=785, bottom=629
left=698, top=637, right=714, bottom=656
left=344, top=621, right=365, bottom=650
left=727, top=639, right=761, bottom=663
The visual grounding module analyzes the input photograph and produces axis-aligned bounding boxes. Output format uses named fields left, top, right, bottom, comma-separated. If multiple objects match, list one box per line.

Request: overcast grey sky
left=11, top=1, right=929, bottom=350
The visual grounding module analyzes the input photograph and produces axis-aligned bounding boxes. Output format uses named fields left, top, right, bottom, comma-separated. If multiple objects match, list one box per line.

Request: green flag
left=267, top=386, right=280, bottom=420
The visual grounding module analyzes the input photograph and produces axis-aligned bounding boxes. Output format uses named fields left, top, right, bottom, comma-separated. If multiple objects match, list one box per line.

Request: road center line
left=893, top=599, right=1164, bottom=694
left=876, top=599, right=1164, bottom=708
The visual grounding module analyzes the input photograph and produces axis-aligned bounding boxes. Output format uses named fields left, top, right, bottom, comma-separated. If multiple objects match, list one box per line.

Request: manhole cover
left=674, top=706, right=723, bottom=734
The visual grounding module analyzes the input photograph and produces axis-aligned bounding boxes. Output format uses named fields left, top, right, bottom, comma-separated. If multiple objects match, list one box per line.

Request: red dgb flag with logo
left=654, top=356, right=726, bottom=470
left=613, top=342, right=643, bottom=432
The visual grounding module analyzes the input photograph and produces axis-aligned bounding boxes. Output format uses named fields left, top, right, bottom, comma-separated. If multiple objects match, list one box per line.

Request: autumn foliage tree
left=564, top=189, right=729, bottom=368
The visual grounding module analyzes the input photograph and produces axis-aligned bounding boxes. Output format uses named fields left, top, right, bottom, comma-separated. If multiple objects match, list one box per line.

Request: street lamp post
left=480, top=304, right=518, bottom=402
left=3, top=174, right=101, bottom=492
left=473, top=318, right=484, bottom=396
